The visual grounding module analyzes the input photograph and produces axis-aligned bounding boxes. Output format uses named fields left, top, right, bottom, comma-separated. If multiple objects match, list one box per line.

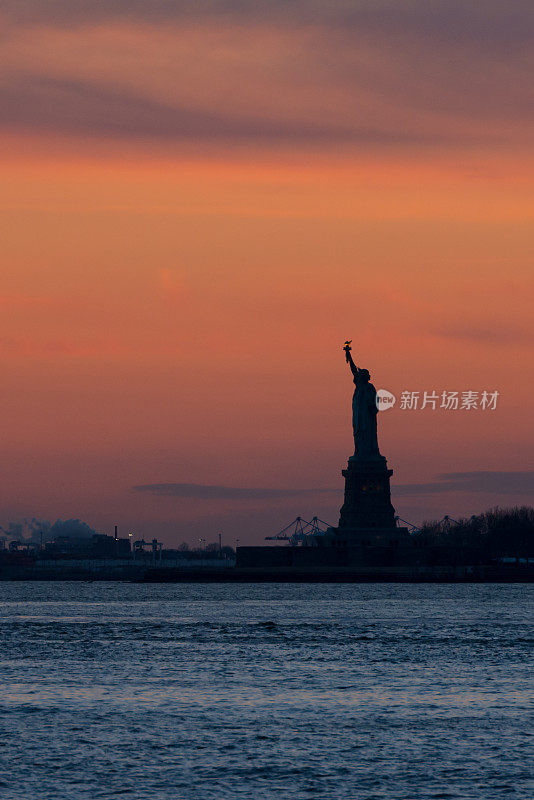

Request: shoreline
left=1, top=565, right=533, bottom=583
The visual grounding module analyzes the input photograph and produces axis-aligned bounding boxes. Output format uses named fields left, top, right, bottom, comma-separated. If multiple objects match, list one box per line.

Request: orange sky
left=1, top=3, right=533, bottom=544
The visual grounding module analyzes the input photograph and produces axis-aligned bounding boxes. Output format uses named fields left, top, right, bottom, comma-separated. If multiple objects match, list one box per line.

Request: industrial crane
left=265, top=516, right=333, bottom=546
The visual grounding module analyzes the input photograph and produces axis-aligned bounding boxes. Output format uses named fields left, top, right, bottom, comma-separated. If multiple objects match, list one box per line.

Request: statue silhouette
left=344, top=346, right=383, bottom=461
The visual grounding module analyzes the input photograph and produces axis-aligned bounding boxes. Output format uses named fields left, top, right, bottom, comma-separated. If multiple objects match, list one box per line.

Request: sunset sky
left=1, top=1, right=533, bottom=545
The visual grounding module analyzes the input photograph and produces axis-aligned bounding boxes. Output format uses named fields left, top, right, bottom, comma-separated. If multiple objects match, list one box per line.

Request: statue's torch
left=343, top=339, right=352, bottom=362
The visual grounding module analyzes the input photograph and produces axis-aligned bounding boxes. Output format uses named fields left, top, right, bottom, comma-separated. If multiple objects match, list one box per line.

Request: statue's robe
left=352, top=370, right=382, bottom=460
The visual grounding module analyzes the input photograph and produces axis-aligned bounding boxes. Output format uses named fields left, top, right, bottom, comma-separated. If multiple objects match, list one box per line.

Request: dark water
left=0, top=583, right=532, bottom=800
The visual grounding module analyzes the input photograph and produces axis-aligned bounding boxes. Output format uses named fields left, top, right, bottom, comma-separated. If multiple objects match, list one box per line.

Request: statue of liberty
left=343, top=342, right=383, bottom=461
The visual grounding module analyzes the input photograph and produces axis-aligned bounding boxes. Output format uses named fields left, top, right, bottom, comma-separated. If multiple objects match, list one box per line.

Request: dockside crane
left=265, top=516, right=333, bottom=546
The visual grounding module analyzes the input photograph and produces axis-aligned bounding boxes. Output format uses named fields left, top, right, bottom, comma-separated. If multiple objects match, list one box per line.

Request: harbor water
left=0, top=582, right=532, bottom=800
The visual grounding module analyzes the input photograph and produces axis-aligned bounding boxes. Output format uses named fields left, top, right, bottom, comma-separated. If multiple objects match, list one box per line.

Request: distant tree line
left=174, top=542, right=235, bottom=558
left=412, top=506, right=534, bottom=566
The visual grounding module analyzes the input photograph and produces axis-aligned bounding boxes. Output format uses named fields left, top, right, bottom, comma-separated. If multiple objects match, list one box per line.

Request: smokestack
left=114, top=525, right=118, bottom=540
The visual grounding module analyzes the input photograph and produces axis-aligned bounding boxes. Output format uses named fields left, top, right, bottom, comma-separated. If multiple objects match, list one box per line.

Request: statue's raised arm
left=346, top=350, right=358, bottom=378
left=343, top=340, right=358, bottom=378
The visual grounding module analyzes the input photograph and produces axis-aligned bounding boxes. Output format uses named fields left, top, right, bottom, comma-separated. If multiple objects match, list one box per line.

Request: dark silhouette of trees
left=413, top=506, right=534, bottom=565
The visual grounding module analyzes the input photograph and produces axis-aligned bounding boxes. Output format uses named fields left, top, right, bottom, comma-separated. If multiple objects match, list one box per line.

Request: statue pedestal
left=320, top=455, right=411, bottom=557
left=337, top=456, right=396, bottom=531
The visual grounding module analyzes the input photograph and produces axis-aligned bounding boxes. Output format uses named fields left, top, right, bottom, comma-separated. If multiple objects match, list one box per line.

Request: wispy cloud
left=3, top=1, right=534, bottom=50
left=1, top=3, right=533, bottom=149
left=132, top=483, right=337, bottom=499
left=136, top=473, right=534, bottom=502
left=0, top=73, right=456, bottom=146
left=396, top=471, right=534, bottom=496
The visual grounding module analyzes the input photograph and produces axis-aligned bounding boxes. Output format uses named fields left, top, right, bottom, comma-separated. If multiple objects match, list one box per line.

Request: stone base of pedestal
left=327, top=526, right=411, bottom=548
left=338, top=456, right=396, bottom=530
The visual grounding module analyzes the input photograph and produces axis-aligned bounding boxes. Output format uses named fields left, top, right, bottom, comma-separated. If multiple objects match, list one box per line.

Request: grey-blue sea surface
left=0, top=583, right=532, bottom=800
